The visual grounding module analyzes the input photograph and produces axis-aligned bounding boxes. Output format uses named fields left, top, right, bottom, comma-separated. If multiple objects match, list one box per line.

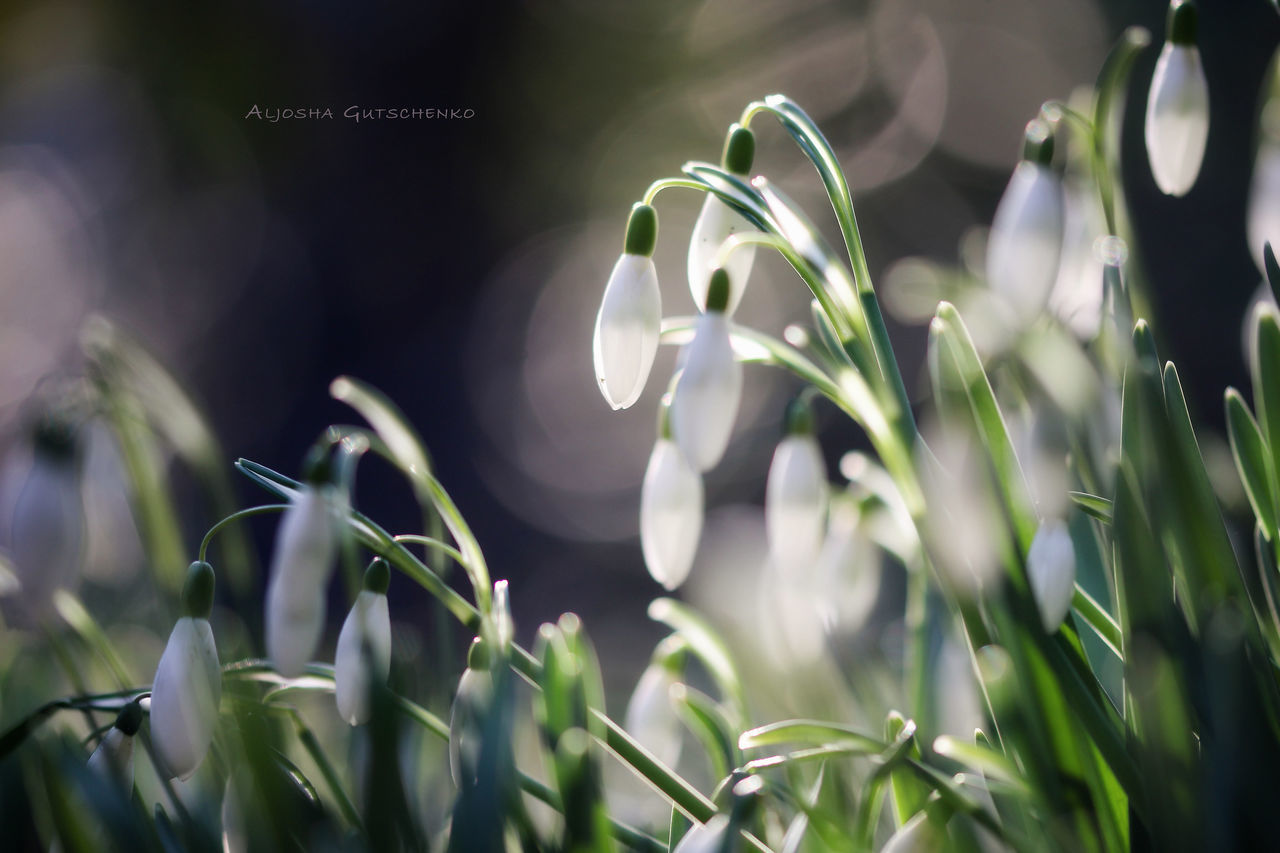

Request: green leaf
left=670, top=683, right=738, bottom=783
left=739, top=719, right=884, bottom=753
left=648, top=599, right=747, bottom=724
left=1251, top=302, right=1280, bottom=488
left=1226, top=388, right=1279, bottom=543
left=1069, top=491, right=1113, bottom=524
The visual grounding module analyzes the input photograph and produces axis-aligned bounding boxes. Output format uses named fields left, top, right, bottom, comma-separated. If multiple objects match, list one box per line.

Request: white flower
left=814, top=499, right=881, bottom=635
left=640, top=438, right=703, bottom=590
left=766, top=411, right=828, bottom=575
left=624, top=661, right=683, bottom=770
left=670, top=271, right=742, bottom=471
left=1249, top=135, right=1280, bottom=273
left=266, top=480, right=339, bottom=678
left=334, top=563, right=392, bottom=726
left=882, top=810, right=946, bottom=853
left=1027, top=519, right=1076, bottom=633
left=150, top=562, right=221, bottom=781
left=449, top=641, right=492, bottom=789
left=86, top=702, right=142, bottom=791
left=688, top=125, right=758, bottom=315
left=986, top=121, right=1064, bottom=321
left=1144, top=1, right=1209, bottom=197
left=593, top=204, right=662, bottom=411
left=673, top=815, right=729, bottom=853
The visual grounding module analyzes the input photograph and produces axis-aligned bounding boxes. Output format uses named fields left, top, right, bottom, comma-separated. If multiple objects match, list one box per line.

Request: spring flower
left=335, top=559, right=393, bottom=725
left=688, top=125, right=757, bottom=314
left=265, top=459, right=340, bottom=678
left=670, top=269, right=743, bottom=471
left=1248, top=52, right=1280, bottom=273
left=1027, top=519, right=1076, bottom=633
left=592, top=203, right=662, bottom=410
left=450, top=638, right=493, bottom=789
left=1145, top=0, right=1209, bottom=197
left=150, top=561, right=221, bottom=781
left=986, top=119, right=1064, bottom=321
left=623, top=651, right=683, bottom=770
left=86, top=701, right=143, bottom=790
left=766, top=398, right=828, bottom=575
left=640, top=405, right=704, bottom=590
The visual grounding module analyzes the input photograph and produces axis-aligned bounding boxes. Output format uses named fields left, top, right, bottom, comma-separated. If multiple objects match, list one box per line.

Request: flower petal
left=640, top=439, right=704, bottom=590
left=687, top=196, right=756, bottom=315
left=670, top=314, right=742, bottom=471
left=1145, top=43, right=1209, bottom=197
left=593, top=254, right=662, bottom=410
left=335, top=590, right=392, bottom=725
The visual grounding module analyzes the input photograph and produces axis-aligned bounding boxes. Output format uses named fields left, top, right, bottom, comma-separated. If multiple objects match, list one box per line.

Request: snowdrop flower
left=265, top=459, right=340, bottom=677
left=766, top=397, right=828, bottom=575
left=1027, top=519, right=1076, bottom=633
left=1145, top=0, right=1209, bottom=197
left=450, top=638, right=493, bottom=789
left=882, top=810, right=946, bottom=853
left=688, top=125, right=757, bottom=314
left=87, top=701, right=143, bottom=791
left=335, top=559, right=392, bottom=725
left=1248, top=55, right=1280, bottom=273
left=986, top=119, right=1065, bottom=321
left=6, top=417, right=83, bottom=619
left=623, top=647, right=683, bottom=770
left=672, top=815, right=730, bottom=853
left=592, top=203, right=662, bottom=410
left=640, top=404, right=704, bottom=590
left=670, top=269, right=743, bottom=471
left=150, top=561, right=221, bottom=781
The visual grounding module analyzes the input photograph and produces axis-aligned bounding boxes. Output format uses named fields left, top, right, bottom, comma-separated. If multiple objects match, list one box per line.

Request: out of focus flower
left=1144, top=0, right=1208, bottom=197
left=335, top=559, right=392, bottom=726
left=688, top=125, right=757, bottom=314
left=86, top=701, right=143, bottom=791
left=986, top=119, right=1064, bottom=321
left=623, top=649, right=683, bottom=771
left=266, top=460, right=339, bottom=677
left=766, top=398, right=828, bottom=575
left=450, top=638, right=493, bottom=789
left=640, top=403, right=704, bottom=590
left=1027, top=519, right=1076, bottom=633
left=593, top=203, right=662, bottom=410
left=150, top=561, right=221, bottom=781
left=670, top=269, right=742, bottom=471
left=814, top=498, right=881, bottom=635
left=1248, top=48, right=1280, bottom=272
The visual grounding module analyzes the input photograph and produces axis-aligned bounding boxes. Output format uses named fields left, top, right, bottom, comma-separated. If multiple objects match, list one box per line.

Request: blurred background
left=0, top=0, right=1277, bottom=769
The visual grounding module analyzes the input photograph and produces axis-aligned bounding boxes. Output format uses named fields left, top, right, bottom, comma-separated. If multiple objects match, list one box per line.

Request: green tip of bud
left=722, top=124, right=756, bottom=176
left=1021, top=118, right=1055, bottom=167
left=1167, top=0, right=1197, bottom=45
left=623, top=203, right=658, bottom=257
left=467, top=637, right=490, bottom=671
left=657, top=394, right=674, bottom=440
left=784, top=396, right=815, bottom=436
left=181, top=561, right=215, bottom=619
left=303, top=446, right=333, bottom=486
left=114, top=701, right=144, bottom=736
left=705, top=268, right=732, bottom=313
left=363, top=558, right=390, bottom=594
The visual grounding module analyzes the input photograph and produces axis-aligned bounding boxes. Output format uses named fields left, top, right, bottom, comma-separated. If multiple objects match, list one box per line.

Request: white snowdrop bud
left=1027, top=520, right=1076, bottom=633
left=1145, top=1, right=1209, bottom=197
left=640, top=405, right=704, bottom=590
left=86, top=702, right=143, bottom=791
left=1249, top=53, right=1280, bottom=273
left=449, top=639, right=492, bottom=789
left=593, top=204, right=662, bottom=411
left=624, top=651, right=683, bottom=771
left=882, top=810, right=946, bottom=853
left=265, top=462, right=340, bottom=678
left=688, top=123, right=758, bottom=315
left=334, top=560, right=392, bottom=726
left=670, top=270, right=743, bottom=471
left=673, top=815, right=730, bottom=853
left=986, top=120, right=1065, bottom=321
left=766, top=399, right=828, bottom=575
left=150, top=562, right=221, bottom=781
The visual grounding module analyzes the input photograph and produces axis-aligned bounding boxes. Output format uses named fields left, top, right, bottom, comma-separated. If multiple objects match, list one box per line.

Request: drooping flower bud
left=1027, top=519, right=1076, bottom=633
left=1248, top=50, right=1280, bottom=273
left=986, top=119, right=1065, bottom=321
left=1144, top=0, right=1209, bottom=197
left=766, top=398, right=828, bottom=575
left=265, top=458, right=340, bottom=677
left=86, top=701, right=143, bottom=791
left=593, top=203, right=662, bottom=410
left=623, top=646, right=683, bottom=771
left=688, top=125, right=757, bottom=314
left=334, top=559, right=392, bottom=726
left=449, top=638, right=493, bottom=789
left=150, top=561, right=221, bottom=780
left=670, top=269, right=743, bottom=471
left=640, top=403, right=704, bottom=590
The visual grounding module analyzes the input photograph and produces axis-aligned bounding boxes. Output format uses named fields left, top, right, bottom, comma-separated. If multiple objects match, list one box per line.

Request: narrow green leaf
left=1069, top=491, right=1113, bottom=524
left=1226, top=388, right=1279, bottom=543
left=1252, top=303, right=1280, bottom=486
left=648, top=599, right=747, bottom=723
left=670, top=684, right=737, bottom=783
left=738, top=719, right=885, bottom=754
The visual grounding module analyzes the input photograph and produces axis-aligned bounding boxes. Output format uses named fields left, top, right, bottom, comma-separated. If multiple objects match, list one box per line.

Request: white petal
left=670, top=314, right=742, bottom=471
left=688, top=196, right=756, bottom=314
left=624, top=665, right=682, bottom=770
left=766, top=435, right=828, bottom=575
left=87, top=727, right=134, bottom=791
left=1027, top=520, right=1076, bottom=633
left=986, top=162, right=1065, bottom=320
left=335, top=591, right=392, bottom=725
left=1249, top=138, right=1280, bottom=272
left=814, top=502, right=880, bottom=634
left=593, top=254, right=662, bottom=410
left=265, top=487, right=338, bottom=677
left=449, top=667, right=492, bottom=789
left=1145, top=43, right=1209, bottom=197
left=9, top=455, right=82, bottom=617
left=673, top=815, right=730, bottom=853
left=640, top=440, right=704, bottom=590
left=150, top=616, right=221, bottom=780
left=882, top=811, right=945, bottom=853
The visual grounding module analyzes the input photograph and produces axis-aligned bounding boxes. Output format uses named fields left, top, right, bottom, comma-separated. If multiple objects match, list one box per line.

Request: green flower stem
left=641, top=177, right=709, bottom=206
left=392, top=534, right=469, bottom=567
left=1091, top=27, right=1151, bottom=238
left=198, top=504, right=291, bottom=563
left=0, top=687, right=149, bottom=760
left=288, top=707, right=363, bottom=831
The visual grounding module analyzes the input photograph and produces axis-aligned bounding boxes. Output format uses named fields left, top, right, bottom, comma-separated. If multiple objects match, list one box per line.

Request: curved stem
left=199, top=504, right=290, bottom=563
left=642, top=176, right=707, bottom=206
